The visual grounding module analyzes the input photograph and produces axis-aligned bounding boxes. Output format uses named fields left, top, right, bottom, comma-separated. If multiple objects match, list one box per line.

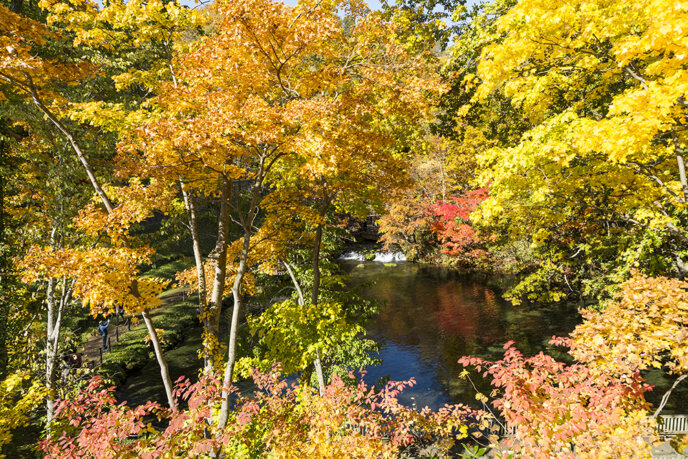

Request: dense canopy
left=0, top=0, right=687, bottom=456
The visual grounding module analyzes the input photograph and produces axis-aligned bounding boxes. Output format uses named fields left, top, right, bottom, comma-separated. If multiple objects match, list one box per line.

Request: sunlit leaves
left=0, top=5, right=89, bottom=104
left=41, top=371, right=485, bottom=458
left=463, top=0, right=688, bottom=301
left=571, top=272, right=688, bottom=375
left=460, top=342, right=656, bottom=458
left=19, top=245, right=168, bottom=315
left=240, top=299, right=364, bottom=376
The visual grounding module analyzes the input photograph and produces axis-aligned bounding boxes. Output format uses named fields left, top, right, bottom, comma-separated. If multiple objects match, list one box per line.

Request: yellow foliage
left=572, top=272, right=688, bottom=375
left=0, top=372, right=46, bottom=454
left=0, top=5, right=90, bottom=104
left=75, top=179, right=176, bottom=243
left=39, top=0, right=202, bottom=91
left=265, top=387, right=397, bottom=458
left=19, top=245, right=168, bottom=315
left=474, top=0, right=687, bottom=180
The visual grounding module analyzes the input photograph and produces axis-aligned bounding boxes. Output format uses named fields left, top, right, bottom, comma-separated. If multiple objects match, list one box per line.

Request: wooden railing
left=493, top=415, right=688, bottom=438
left=658, top=415, right=688, bottom=436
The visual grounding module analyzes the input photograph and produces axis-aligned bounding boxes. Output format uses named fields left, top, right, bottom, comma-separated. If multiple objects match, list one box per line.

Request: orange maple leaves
left=20, top=245, right=168, bottom=315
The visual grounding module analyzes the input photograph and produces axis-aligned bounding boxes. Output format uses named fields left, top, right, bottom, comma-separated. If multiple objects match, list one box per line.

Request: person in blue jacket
left=98, top=320, right=110, bottom=351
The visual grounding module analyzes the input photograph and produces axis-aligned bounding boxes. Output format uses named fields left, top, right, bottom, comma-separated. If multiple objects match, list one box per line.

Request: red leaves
left=41, top=369, right=486, bottom=457
left=459, top=341, right=656, bottom=457
left=428, top=188, right=489, bottom=259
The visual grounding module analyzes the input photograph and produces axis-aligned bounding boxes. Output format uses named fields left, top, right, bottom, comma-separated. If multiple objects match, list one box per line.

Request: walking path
left=652, top=441, right=687, bottom=458
left=80, top=289, right=187, bottom=367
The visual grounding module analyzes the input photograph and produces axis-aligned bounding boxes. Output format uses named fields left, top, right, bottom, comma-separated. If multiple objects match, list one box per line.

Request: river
left=341, top=260, right=580, bottom=410
left=120, top=258, right=687, bottom=413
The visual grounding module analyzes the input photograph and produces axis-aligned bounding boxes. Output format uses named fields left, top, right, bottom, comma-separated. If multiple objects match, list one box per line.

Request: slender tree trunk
left=310, top=223, right=326, bottom=395
left=46, top=278, right=71, bottom=433
left=283, top=261, right=305, bottom=305
left=45, top=228, right=58, bottom=432
left=180, top=179, right=213, bottom=369
left=283, top=260, right=325, bottom=394
left=653, top=374, right=688, bottom=418
left=24, top=86, right=113, bottom=213
left=313, top=351, right=325, bottom=395
left=11, top=74, right=175, bottom=408
left=180, top=180, right=207, bottom=309
left=45, top=277, right=56, bottom=430
left=672, top=131, right=688, bottom=203
left=311, top=224, right=323, bottom=309
left=141, top=309, right=175, bottom=408
left=677, top=153, right=688, bottom=202
left=205, top=179, right=232, bottom=370
left=217, top=170, right=263, bottom=431
left=216, top=225, right=251, bottom=430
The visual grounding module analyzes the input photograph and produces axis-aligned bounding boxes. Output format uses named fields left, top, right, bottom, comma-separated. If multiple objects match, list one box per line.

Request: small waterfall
left=338, top=251, right=366, bottom=261
left=372, top=252, right=406, bottom=262
left=338, top=250, right=406, bottom=262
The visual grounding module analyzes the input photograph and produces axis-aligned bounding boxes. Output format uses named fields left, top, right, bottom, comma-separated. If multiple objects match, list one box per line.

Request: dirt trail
left=80, top=289, right=187, bottom=367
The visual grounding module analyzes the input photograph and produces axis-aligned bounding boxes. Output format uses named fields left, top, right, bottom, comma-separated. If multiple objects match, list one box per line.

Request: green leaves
left=243, top=299, right=365, bottom=376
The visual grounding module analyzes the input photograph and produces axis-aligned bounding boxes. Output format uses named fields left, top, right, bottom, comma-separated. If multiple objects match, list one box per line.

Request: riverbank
left=108, top=258, right=581, bottom=411
left=89, top=289, right=199, bottom=388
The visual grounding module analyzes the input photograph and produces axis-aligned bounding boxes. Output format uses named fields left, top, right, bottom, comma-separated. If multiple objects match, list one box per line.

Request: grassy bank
left=95, top=291, right=199, bottom=388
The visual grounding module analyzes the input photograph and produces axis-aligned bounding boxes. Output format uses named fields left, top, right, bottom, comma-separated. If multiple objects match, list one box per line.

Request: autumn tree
left=457, top=0, right=688, bottom=303
left=133, top=0, right=442, bottom=432
left=0, top=1, right=198, bottom=410
left=0, top=5, right=104, bottom=428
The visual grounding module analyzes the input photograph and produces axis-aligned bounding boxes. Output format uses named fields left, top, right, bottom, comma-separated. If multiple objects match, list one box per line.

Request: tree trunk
left=141, top=309, right=175, bottom=408
left=180, top=180, right=213, bottom=369
left=283, top=260, right=325, bottom=394
left=14, top=76, right=175, bottom=408
left=677, top=152, right=688, bottom=203
left=310, top=223, right=326, bottom=395
left=45, top=273, right=71, bottom=434
left=673, top=131, right=688, bottom=203
left=313, top=351, right=325, bottom=395
left=216, top=226, right=251, bottom=430
left=180, top=180, right=207, bottom=310
left=216, top=171, right=262, bottom=431
left=45, top=277, right=56, bottom=431
left=205, top=179, right=232, bottom=370
left=25, top=87, right=113, bottom=214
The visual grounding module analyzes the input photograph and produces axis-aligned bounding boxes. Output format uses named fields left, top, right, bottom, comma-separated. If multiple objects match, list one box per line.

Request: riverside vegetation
left=1, top=0, right=687, bottom=456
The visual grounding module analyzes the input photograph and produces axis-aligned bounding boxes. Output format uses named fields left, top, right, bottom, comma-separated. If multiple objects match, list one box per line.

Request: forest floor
left=79, top=288, right=196, bottom=383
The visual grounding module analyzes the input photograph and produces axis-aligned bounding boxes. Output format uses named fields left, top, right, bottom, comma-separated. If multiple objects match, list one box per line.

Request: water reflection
left=121, top=261, right=687, bottom=414
left=342, top=262, right=581, bottom=410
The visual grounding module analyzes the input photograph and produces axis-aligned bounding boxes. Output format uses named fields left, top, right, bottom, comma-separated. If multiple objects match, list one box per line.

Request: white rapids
left=338, top=251, right=406, bottom=262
